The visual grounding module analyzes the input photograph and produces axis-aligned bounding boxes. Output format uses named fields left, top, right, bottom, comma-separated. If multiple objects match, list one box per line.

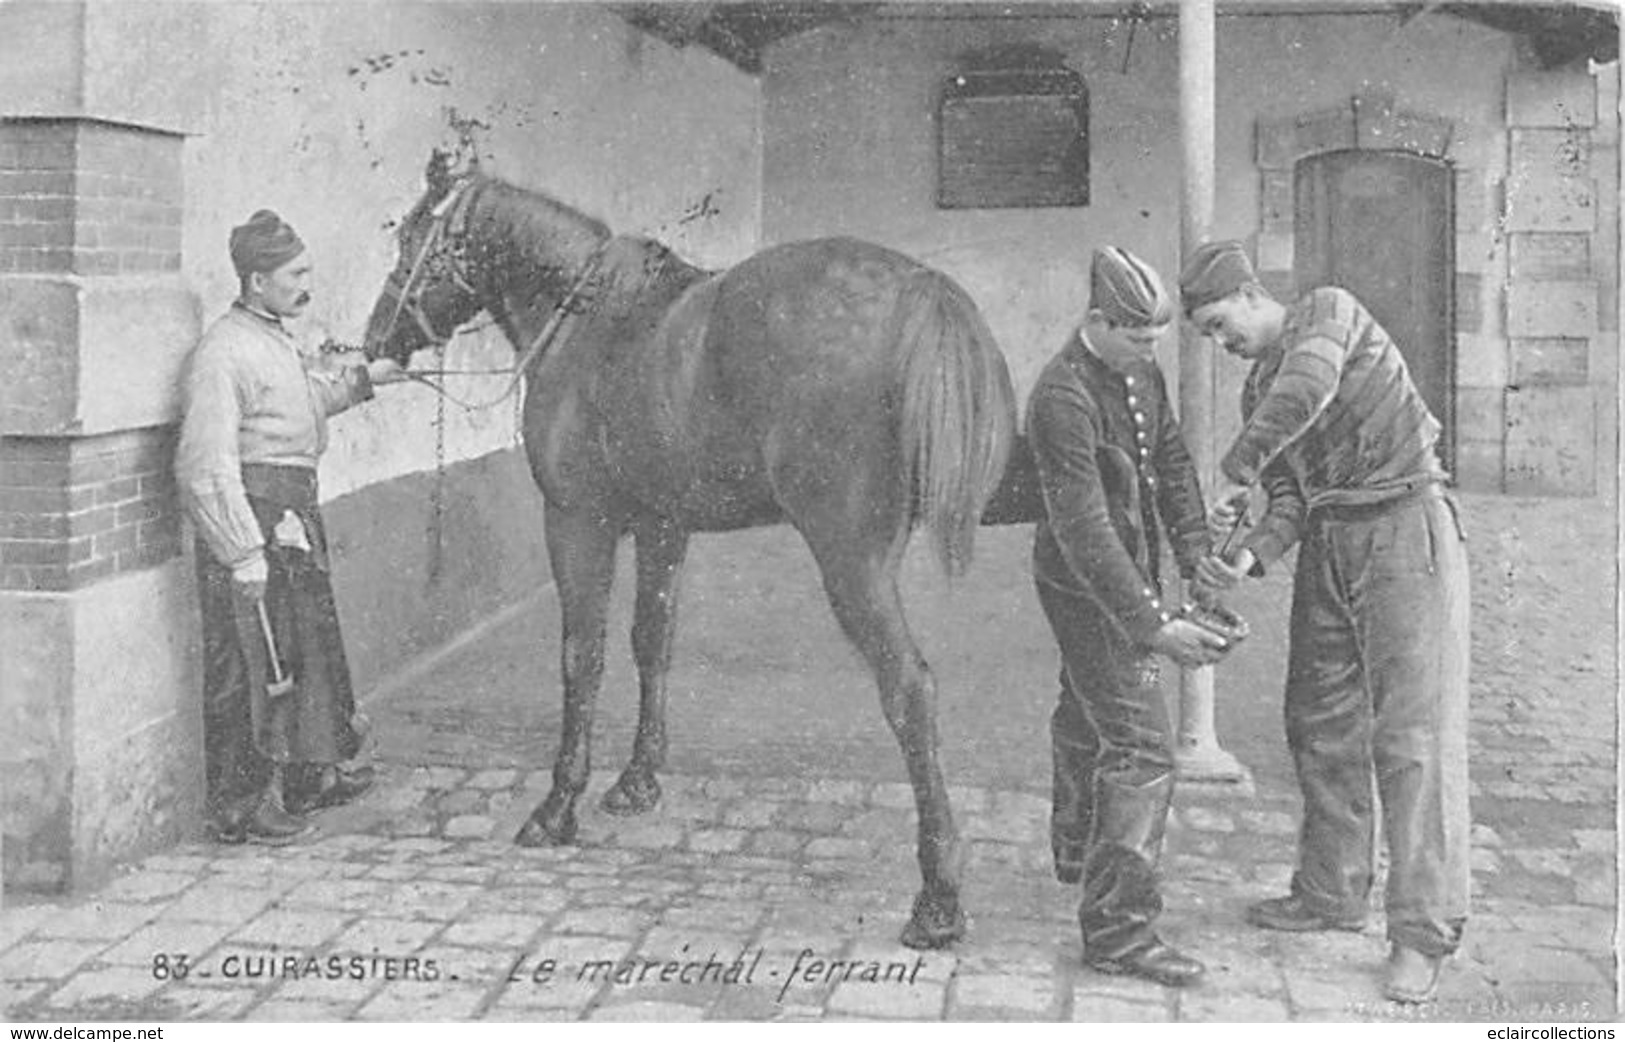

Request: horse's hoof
left=600, top=771, right=661, bottom=816
left=898, top=891, right=966, bottom=950
left=514, top=813, right=576, bottom=847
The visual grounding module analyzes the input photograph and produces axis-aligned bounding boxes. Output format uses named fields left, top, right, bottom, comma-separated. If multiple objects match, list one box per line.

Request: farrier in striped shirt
left=1179, top=240, right=1470, bottom=1004
left=1225, top=286, right=1447, bottom=569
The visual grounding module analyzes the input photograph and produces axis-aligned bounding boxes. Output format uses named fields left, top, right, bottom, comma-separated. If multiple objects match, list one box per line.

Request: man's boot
left=242, top=769, right=311, bottom=844
left=1080, top=779, right=1196, bottom=986
left=1087, top=937, right=1206, bottom=988
left=285, top=762, right=376, bottom=814
left=1050, top=700, right=1095, bottom=884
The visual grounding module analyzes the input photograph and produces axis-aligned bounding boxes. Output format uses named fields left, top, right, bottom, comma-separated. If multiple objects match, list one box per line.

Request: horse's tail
left=894, top=270, right=1016, bottom=578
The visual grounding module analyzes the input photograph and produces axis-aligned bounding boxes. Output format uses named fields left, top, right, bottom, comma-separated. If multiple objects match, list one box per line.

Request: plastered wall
left=759, top=11, right=1564, bottom=464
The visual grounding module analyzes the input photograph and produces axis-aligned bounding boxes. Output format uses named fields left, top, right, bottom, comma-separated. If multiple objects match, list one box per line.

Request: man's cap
left=229, top=209, right=306, bottom=277
left=1178, top=240, right=1256, bottom=315
left=1089, top=246, right=1174, bottom=327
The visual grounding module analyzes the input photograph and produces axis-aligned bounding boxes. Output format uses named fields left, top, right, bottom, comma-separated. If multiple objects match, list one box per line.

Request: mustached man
left=176, top=209, right=403, bottom=844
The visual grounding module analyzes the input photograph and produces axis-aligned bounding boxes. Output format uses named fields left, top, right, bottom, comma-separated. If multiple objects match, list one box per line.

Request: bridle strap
left=376, top=178, right=475, bottom=352
left=506, top=241, right=611, bottom=386
left=405, top=237, right=615, bottom=412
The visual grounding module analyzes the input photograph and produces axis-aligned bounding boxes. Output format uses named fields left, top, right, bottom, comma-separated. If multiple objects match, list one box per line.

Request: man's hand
left=1208, top=480, right=1250, bottom=542
left=1149, top=617, right=1231, bottom=668
left=367, top=358, right=407, bottom=384
left=231, top=555, right=268, bottom=604
left=1193, top=549, right=1256, bottom=598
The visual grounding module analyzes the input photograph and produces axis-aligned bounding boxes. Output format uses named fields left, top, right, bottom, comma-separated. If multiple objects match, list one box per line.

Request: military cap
left=1178, top=240, right=1257, bottom=315
left=1090, top=246, right=1174, bottom=327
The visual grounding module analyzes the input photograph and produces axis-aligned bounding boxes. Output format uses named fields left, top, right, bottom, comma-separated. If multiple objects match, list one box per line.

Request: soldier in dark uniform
left=1183, top=241, right=1470, bottom=1004
left=176, top=210, right=403, bottom=843
left=1028, top=246, right=1230, bottom=988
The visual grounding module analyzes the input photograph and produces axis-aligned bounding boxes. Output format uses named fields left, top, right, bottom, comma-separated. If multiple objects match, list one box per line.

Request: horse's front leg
left=602, top=515, right=690, bottom=815
left=516, top=504, right=620, bottom=847
left=809, top=540, right=966, bottom=950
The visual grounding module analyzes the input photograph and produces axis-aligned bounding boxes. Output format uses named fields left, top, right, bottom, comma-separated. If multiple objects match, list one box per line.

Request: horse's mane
left=464, top=174, right=705, bottom=315
left=466, top=174, right=709, bottom=312
left=465, top=176, right=609, bottom=291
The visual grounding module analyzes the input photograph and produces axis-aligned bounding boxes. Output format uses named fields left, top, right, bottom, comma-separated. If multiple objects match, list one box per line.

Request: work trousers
left=1285, top=486, right=1471, bottom=956
left=196, top=468, right=363, bottom=820
left=1038, top=579, right=1175, bottom=959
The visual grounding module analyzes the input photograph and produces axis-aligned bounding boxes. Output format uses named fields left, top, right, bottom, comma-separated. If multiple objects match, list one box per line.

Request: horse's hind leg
left=805, top=534, right=966, bottom=949
left=516, top=504, right=619, bottom=847
left=602, top=516, right=689, bottom=815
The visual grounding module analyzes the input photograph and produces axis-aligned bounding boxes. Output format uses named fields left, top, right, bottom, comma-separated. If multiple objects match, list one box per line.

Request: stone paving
left=1, top=493, right=1617, bottom=1022
left=0, top=763, right=1614, bottom=1022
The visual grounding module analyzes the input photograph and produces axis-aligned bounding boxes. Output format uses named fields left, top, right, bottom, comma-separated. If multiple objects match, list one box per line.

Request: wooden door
left=1295, top=149, right=1455, bottom=472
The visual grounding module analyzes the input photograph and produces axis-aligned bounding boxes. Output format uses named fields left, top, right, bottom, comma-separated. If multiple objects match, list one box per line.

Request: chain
left=429, top=337, right=447, bottom=584
left=512, top=353, right=524, bottom=448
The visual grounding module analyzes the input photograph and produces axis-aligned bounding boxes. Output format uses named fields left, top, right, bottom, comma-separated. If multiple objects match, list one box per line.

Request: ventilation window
left=937, top=46, right=1089, bottom=210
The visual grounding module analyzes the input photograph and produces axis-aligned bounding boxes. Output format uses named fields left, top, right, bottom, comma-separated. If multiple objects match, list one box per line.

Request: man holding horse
left=1027, top=246, right=1230, bottom=987
left=1182, top=240, right=1469, bottom=1004
left=176, top=209, right=403, bottom=844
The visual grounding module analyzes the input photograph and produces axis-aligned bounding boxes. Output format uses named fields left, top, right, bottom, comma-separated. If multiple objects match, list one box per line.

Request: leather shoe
left=1246, top=894, right=1366, bottom=933
left=286, top=764, right=375, bottom=814
left=212, top=791, right=311, bottom=846
left=1052, top=842, right=1084, bottom=885
left=1384, top=944, right=1443, bottom=1004
left=205, top=812, right=248, bottom=846
left=1087, top=939, right=1206, bottom=988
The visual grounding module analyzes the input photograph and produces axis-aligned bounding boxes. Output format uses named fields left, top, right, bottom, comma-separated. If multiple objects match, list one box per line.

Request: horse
left=362, top=152, right=1018, bottom=949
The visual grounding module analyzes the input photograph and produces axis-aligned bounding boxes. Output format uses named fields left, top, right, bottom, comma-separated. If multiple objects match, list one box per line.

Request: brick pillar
left=0, top=117, right=202, bottom=894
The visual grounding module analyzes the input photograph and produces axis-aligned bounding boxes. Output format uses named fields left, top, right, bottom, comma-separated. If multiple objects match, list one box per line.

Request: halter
left=374, top=177, right=479, bottom=352
left=403, top=239, right=611, bottom=410
left=374, top=176, right=615, bottom=412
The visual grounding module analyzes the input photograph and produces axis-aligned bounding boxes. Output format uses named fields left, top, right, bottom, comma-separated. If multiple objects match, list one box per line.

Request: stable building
left=0, top=0, right=1618, bottom=896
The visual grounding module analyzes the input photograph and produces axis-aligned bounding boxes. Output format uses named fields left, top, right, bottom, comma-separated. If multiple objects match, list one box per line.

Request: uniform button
left=1134, top=411, right=1145, bottom=424
left=1127, top=395, right=1139, bottom=407
left=1125, top=376, right=1136, bottom=387
left=1160, top=612, right=1173, bottom=623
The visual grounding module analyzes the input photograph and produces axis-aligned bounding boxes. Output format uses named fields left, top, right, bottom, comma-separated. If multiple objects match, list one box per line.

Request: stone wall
left=1500, top=65, right=1618, bottom=496
left=1244, top=60, right=1617, bottom=497
left=760, top=11, right=1619, bottom=499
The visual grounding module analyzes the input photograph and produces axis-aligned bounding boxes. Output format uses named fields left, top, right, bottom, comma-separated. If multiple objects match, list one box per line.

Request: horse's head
left=363, top=150, right=487, bottom=364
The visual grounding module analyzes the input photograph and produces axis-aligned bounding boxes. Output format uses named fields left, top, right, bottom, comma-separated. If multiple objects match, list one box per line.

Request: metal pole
left=1176, top=0, right=1247, bottom=783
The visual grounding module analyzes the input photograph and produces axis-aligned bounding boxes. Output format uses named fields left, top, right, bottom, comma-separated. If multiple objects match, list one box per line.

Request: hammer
left=255, top=600, right=295, bottom=700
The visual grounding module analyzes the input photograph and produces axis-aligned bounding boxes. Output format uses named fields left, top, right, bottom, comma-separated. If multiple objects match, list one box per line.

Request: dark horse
left=363, top=153, right=1018, bottom=948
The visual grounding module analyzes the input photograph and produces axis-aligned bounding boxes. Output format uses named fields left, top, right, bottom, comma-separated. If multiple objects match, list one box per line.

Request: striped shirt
left=1225, top=287, right=1445, bottom=566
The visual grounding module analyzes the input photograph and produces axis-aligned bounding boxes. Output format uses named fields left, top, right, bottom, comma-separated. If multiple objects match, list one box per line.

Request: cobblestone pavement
left=1, top=494, right=1616, bottom=1022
